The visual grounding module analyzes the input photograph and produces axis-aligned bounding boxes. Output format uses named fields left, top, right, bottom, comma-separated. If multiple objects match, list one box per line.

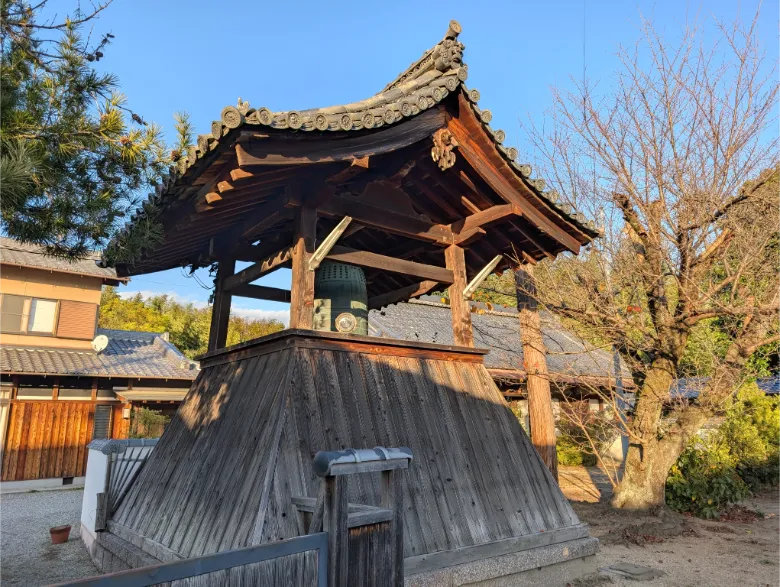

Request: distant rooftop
left=0, top=237, right=126, bottom=284
left=0, top=328, right=198, bottom=380
left=672, top=376, right=779, bottom=399
left=368, top=297, right=633, bottom=388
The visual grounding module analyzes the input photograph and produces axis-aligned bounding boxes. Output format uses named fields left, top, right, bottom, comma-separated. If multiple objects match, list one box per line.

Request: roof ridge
left=0, top=237, right=103, bottom=260
left=382, top=20, right=464, bottom=93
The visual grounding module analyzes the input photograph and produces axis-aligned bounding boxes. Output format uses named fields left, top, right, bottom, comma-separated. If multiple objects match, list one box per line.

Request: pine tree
left=1, top=0, right=168, bottom=259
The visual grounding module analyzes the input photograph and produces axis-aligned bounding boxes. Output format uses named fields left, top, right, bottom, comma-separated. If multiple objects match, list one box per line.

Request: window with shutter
left=0, top=294, right=27, bottom=333
left=93, top=405, right=112, bottom=440
left=57, top=300, right=98, bottom=340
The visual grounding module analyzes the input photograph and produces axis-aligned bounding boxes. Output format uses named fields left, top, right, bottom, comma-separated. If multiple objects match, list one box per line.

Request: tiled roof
left=1, top=328, right=199, bottom=379
left=103, top=21, right=598, bottom=267
left=0, top=237, right=124, bottom=282
left=672, top=376, right=779, bottom=399
left=368, top=297, right=632, bottom=385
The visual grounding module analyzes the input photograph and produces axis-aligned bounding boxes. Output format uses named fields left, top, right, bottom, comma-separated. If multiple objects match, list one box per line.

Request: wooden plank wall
left=1, top=401, right=95, bottom=481
left=113, top=350, right=293, bottom=559
left=113, top=338, right=580, bottom=563
left=260, top=347, right=580, bottom=559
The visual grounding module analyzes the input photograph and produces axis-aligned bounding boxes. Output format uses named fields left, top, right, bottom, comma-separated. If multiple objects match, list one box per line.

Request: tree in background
left=1, top=0, right=174, bottom=259
left=518, top=12, right=778, bottom=509
left=99, top=287, right=284, bottom=358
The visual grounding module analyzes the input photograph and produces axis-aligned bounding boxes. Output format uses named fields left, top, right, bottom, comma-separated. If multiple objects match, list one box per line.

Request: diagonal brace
left=309, top=216, right=353, bottom=271
left=462, top=255, right=503, bottom=299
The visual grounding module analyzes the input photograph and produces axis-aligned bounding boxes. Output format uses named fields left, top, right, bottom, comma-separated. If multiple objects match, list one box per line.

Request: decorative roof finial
left=445, top=20, right=462, bottom=39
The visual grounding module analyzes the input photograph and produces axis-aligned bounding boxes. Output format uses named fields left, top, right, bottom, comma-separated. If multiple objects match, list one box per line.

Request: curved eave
left=456, top=87, right=600, bottom=243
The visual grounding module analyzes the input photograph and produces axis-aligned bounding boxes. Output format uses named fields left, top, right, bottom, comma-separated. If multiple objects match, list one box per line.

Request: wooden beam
left=207, top=259, right=235, bottom=352
left=309, top=216, right=352, bottom=271
left=90, top=378, right=98, bottom=401
left=289, top=206, right=317, bottom=329
left=231, top=284, right=292, bottom=303
left=327, top=246, right=454, bottom=283
left=51, top=377, right=59, bottom=400
left=236, top=108, right=446, bottom=167
left=450, top=204, right=517, bottom=234
left=445, top=245, right=474, bottom=347
left=223, top=246, right=293, bottom=291
left=318, top=196, right=482, bottom=246
left=368, top=280, right=439, bottom=310
left=462, top=255, right=503, bottom=299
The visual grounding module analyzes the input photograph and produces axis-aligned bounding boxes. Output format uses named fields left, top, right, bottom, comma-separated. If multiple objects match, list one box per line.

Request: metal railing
left=88, top=439, right=158, bottom=516
left=50, top=531, right=328, bottom=587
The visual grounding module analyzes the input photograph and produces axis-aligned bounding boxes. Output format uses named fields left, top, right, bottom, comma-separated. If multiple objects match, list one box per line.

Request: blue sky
left=66, top=0, right=776, bottom=324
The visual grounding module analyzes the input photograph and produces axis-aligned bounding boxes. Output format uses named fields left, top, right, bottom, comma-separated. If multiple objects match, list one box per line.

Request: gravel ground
left=1, top=489, right=99, bottom=586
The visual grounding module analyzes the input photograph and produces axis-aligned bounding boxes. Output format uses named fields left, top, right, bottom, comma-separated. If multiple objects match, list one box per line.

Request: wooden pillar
left=515, top=263, right=558, bottom=481
left=51, top=377, right=60, bottom=400
left=208, top=259, right=236, bottom=351
left=324, top=475, right=348, bottom=587
left=445, top=244, right=474, bottom=347
left=289, top=206, right=317, bottom=329
left=11, top=376, right=18, bottom=400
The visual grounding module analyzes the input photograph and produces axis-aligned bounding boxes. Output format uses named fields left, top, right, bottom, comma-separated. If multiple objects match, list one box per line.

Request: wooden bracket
left=431, top=128, right=458, bottom=171
left=309, top=216, right=352, bottom=271
left=463, top=255, right=503, bottom=299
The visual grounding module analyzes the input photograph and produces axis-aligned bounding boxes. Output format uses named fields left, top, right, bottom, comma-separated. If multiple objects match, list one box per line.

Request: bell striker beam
left=445, top=244, right=474, bottom=347
left=514, top=263, right=558, bottom=480
left=290, top=206, right=318, bottom=329
left=208, top=259, right=236, bottom=351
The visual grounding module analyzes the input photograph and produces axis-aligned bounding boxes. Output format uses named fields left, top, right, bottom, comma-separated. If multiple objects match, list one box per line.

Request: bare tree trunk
left=612, top=359, right=676, bottom=509
left=515, top=265, right=558, bottom=481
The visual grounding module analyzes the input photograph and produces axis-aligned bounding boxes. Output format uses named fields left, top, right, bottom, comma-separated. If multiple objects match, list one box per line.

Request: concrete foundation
left=0, top=476, right=85, bottom=493
left=405, top=537, right=599, bottom=587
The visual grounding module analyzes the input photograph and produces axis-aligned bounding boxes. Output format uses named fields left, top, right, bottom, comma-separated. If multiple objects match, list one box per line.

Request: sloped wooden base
left=112, top=330, right=590, bottom=571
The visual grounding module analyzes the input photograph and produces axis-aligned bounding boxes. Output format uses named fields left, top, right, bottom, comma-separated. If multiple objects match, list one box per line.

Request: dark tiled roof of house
left=672, top=376, right=779, bottom=399
left=0, top=237, right=125, bottom=282
left=368, top=297, right=632, bottom=385
left=1, top=328, right=198, bottom=380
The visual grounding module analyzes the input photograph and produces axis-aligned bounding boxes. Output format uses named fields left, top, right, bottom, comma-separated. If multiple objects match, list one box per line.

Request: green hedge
left=666, top=382, right=779, bottom=518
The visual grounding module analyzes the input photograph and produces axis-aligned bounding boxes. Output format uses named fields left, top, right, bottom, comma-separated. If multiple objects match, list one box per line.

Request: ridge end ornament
left=431, top=128, right=458, bottom=171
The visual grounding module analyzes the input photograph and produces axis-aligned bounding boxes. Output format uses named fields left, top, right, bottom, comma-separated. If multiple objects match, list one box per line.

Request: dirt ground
left=560, top=466, right=780, bottom=587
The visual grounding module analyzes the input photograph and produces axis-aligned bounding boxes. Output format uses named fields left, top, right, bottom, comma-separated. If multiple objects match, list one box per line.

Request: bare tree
left=521, top=11, right=779, bottom=509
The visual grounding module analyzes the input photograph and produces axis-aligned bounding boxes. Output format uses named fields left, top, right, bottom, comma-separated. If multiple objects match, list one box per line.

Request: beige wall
left=1, top=265, right=104, bottom=349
